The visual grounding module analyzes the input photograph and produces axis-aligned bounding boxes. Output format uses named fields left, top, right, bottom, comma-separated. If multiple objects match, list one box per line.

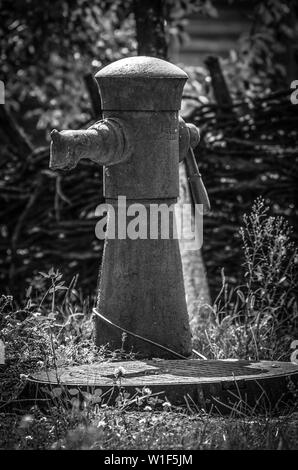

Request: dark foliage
left=1, top=84, right=297, bottom=300
left=189, top=87, right=298, bottom=297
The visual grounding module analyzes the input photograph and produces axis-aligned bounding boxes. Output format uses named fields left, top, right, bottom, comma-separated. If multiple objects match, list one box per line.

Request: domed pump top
left=95, top=56, right=188, bottom=111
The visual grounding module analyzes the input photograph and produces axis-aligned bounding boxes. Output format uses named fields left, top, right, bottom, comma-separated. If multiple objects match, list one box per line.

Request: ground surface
left=1, top=357, right=298, bottom=450
left=1, top=407, right=298, bottom=450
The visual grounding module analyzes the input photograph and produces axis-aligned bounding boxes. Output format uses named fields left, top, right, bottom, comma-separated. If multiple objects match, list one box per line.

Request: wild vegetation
left=1, top=200, right=297, bottom=449
left=1, top=0, right=298, bottom=450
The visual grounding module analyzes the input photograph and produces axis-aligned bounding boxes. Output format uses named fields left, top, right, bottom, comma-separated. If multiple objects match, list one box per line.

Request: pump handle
left=184, top=148, right=211, bottom=215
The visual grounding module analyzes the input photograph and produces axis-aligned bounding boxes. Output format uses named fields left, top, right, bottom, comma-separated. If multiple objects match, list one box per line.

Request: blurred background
left=1, top=0, right=297, bottom=304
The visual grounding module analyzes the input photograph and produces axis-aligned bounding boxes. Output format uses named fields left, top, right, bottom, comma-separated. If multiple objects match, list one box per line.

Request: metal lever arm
left=184, top=147, right=211, bottom=214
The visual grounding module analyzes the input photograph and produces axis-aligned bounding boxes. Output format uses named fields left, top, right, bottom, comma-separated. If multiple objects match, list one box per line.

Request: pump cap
left=95, top=56, right=188, bottom=111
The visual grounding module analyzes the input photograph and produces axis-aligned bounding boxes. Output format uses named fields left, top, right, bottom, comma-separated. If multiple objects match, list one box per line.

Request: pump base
left=26, top=359, right=298, bottom=414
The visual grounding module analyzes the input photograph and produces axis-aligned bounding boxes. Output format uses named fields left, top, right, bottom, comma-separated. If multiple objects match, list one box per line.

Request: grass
left=0, top=198, right=298, bottom=450
left=1, top=408, right=298, bottom=450
left=192, top=197, right=298, bottom=361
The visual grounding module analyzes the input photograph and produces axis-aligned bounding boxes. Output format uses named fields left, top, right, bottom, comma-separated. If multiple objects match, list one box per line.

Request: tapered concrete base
left=95, top=202, right=192, bottom=358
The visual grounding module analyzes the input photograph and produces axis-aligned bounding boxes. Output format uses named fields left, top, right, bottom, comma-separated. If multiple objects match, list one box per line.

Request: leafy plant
left=194, top=198, right=298, bottom=360
left=223, top=0, right=295, bottom=95
left=1, top=0, right=137, bottom=133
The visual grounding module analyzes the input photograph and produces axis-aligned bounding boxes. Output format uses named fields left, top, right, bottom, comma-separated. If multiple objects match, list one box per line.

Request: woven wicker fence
left=1, top=83, right=297, bottom=301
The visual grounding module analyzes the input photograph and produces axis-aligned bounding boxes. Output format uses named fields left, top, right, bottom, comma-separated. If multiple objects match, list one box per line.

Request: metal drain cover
left=27, top=359, right=298, bottom=413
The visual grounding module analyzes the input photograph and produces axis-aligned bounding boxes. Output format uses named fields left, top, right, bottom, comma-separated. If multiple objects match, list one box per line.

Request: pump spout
left=50, top=119, right=131, bottom=170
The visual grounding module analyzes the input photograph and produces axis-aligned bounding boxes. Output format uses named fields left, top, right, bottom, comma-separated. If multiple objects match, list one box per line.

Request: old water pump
left=50, top=56, right=203, bottom=358
left=29, top=56, right=298, bottom=412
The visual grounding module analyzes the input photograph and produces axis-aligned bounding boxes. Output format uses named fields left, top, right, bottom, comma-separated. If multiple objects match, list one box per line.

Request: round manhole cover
left=27, top=359, right=298, bottom=413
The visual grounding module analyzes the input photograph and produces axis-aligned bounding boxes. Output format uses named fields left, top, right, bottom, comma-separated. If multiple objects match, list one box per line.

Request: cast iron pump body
left=50, top=56, right=200, bottom=358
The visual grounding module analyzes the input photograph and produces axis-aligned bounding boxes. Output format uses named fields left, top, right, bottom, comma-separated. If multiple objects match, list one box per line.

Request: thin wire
left=92, top=308, right=207, bottom=360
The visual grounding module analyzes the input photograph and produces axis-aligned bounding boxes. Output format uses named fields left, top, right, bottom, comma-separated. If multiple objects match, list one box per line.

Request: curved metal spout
left=50, top=119, right=131, bottom=170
